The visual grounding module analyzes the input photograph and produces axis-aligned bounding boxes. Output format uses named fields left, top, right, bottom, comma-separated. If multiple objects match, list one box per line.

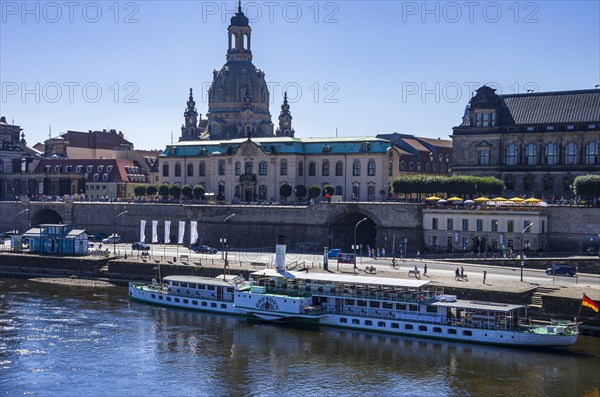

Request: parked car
left=328, top=248, right=341, bottom=258
left=545, top=265, right=576, bottom=277
left=192, top=245, right=218, bottom=254
left=102, top=234, right=121, bottom=244
left=587, top=246, right=599, bottom=256
left=91, top=233, right=108, bottom=241
left=132, top=242, right=150, bottom=250
left=337, top=252, right=355, bottom=263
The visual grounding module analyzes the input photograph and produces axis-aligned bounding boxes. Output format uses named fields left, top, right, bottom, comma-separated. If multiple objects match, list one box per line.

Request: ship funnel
left=274, top=235, right=287, bottom=272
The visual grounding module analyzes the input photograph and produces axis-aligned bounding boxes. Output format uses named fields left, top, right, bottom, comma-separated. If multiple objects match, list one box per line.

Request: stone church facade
left=451, top=86, right=600, bottom=199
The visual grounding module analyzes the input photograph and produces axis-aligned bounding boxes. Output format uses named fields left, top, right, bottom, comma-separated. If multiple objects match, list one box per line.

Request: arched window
left=308, top=162, right=316, bottom=176
left=388, top=163, right=393, bottom=177
left=400, top=161, right=406, bottom=171
left=433, top=163, right=438, bottom=172
left=0, top=160, right=3, bottom=173
left=352, top=160, right=361, bottom=176
left=506, top=144, right=516, bottom=165
left=258, top=185, right=268, bottom=200
left=235, top=162, right=241, bottom=176
left=298, top=161, right=304, bottom=177
left=259, top=161, right=268, bottom=176
left=322, top=160, right=330, bottom=176
left=564, top=143, right=576, bottom=164
left=335, top=161, right=343, bottom=176
left=280, top=160, right=288, bottom=176
left=425, top=163, right=431, bottom=172
left=187, top=163, right=194, bottom=177
left=199, top=161, right=206, bottom=177
left=525, top=144, right=537, bottom=165
left=175, top=162, right=182, bottom=177
left=245, top=162, right=253, bottom=175
left=585, top=142, right=598, bottom=164
left=162, top=163, right=169, bottom=177
left=441, top=164, right=446, bottom=173
left=416, top=162, right=422, bottom=171
left=368, top=160, right=376, bottom=176
left=544, top=143, right=557, bottom=165
left=409, top=162, right=414, bottom=171
left=218, top=160, right=225, bottom=176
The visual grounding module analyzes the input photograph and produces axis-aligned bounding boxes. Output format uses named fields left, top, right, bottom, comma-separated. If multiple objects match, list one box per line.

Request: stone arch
left=325, top=211, right=379, bottom=252
left=31, top=209, right=63, bottom=227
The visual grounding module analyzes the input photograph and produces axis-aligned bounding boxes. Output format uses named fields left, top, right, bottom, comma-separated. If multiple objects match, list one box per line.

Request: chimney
left=274, top=235, right=287, bottom=272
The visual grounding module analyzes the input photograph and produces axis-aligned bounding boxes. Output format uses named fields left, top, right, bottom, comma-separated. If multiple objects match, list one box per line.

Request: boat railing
left=135, top=283, right=235, bottom=303
left=308, top=289, right=436, bottom=304
left=263, top=287, right=312, bottom=298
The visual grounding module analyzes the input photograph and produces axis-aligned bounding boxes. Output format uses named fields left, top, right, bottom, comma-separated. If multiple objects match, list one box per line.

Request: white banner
left=190, top=221, right=198, bottom=245
left=454, top=232, right=459, bottom=242
left=152, top=220, right=158, bottom=243
left=164, top=220, right=171, bottom=244
left=499, top=234, right=504, bottom=245
left=140, top=220, right=146, bottom=243
left=178, top=221, right=186, bottom=245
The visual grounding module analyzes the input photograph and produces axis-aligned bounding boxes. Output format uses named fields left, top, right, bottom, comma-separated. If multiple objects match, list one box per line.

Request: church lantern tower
left=180, top=88, right=201, bottom=141
left=275, top=92, right=294, bottom=137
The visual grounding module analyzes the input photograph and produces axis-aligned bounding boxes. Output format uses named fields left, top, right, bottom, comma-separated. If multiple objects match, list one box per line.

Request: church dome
left=230, top=9, right=249, bottom=27
left=209, top=61, right=270, bottom=113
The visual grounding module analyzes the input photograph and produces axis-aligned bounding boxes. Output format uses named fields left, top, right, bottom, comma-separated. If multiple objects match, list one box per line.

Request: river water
left=1, top=278, right=599, bottom=397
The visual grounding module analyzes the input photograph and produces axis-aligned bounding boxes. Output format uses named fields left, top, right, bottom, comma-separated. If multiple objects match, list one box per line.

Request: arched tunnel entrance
left=31, top=209, right=63, bottom=227
left=328, top=213, right=377, bottom=253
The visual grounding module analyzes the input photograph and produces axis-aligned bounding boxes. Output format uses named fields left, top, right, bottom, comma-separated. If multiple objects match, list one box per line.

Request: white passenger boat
left=129, top=237, right=579, bottom=348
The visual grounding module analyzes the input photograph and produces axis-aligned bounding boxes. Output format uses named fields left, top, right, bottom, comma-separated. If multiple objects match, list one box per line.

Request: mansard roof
left=161, top=137, right=391, bottom=157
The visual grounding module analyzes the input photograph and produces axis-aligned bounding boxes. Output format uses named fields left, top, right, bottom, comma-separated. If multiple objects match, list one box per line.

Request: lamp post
left=520, top=222, right=534, bottom=282
left=113, top=210, right=128, bottom=255
left=221, top=213, right=236, bottom=259
left=14, top=209, right=29, bottom=234
left=353, top=217, right=367, bottom=271
left=404, top=238, right=408, bottom=261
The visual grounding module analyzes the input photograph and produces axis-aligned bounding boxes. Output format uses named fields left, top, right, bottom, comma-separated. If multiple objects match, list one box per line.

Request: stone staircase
left=528, top=286, right=561, bottom=308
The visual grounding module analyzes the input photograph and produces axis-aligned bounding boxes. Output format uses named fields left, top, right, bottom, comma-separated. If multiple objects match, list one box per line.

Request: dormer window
left=360, top=142, right=370, bottom=151
left=546, top=126, right=554, bottom=131
left=97, top=165, right=104, bottom=173
left=102, top=173, right=109, bottom=181
left=93, top=173, right=99, bottom=181
left=588, top=124, right=597, bottom=129
left=87, top=165, right=93, bottom=173
left=527, top=127, right=534, bottom=132
left=567, top=125, right=575, bottom=130
left=76, top=165, right=83, bottom=173
left=45, top=165, right=51, bottom=173
left=55, top=165, right=61, bottom=173
left=106, top=165, right=113, bottom=173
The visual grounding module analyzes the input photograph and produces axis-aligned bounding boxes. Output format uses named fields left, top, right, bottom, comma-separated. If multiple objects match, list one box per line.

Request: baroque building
left=451, top=86, right=600, bottom=198
left=180, top=3, right=274, bottom=141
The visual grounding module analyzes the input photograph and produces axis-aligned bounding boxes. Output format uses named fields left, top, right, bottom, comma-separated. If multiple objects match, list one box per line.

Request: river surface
left=1, top=278, right=599, bottom=397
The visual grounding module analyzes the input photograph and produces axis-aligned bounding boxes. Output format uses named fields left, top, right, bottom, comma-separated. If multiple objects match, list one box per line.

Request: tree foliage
left=308, top=185, right=321, bottom=199
left=322, top=185, right=334, bottom=197
left=391, top=175, right=504, bottom=197
left=573, top=174, right=600, bottom=202
left=294, top=185, right=307, bottom=199
left=134, top=185, right=147, bottom=197
left=193, top=184, right=206, bottom=200
left=168, top=184, right=181, bottom=199
left=280, top=184, right=292, bottom=198
left=158, top=184, right=169, bottom=199
left=146, top=185, right=158, bottom=196
left=181, top=184, right=193, bottom=199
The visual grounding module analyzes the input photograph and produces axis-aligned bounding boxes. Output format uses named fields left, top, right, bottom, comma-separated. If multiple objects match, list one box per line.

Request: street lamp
left=221, top=213, right=236, bottom=260
left=520, top=222, right=534, bottom=281
left=353, top=217, right=367, bottom=271
left=14, top=209, right=29, bottom=234
left=113, top=210, right=128, bottom=255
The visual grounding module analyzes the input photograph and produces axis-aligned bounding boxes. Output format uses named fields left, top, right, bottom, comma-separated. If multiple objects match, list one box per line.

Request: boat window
left=190, top=284, right=197, bottom=289
left=211, top=303, right=217, bottom=308
left=365, top=320, right=373, bottom=326
left=207, top=286, right=215, bottom=291
left=192, top=301, right=198, bottom=305
left=226, top=287, right=234, bottom=293
left=378, top=322, right=386, bottom=327
left=391, top=323, right=399, bottom=329
left=463, top=330, right=472, bottom=336
left=181, top=283, right=188, bottom=288
left=344, top=299, right=355, bottom=305
left=433, top=327, right=442, bottom=333
left=158, top=295, right=163, bottom=300
left=418, top=325, right=427, bottom=331
left=427, top=306, right=437, bottom=313
left=183, top=299, right=189, bottom=304
left=352, top=319, right=360, bottom=325
left=357, top=300, right=367, bottom=307
left=151, top=294, right=156, bottom=298
left=198, top=285, right=206, bottom=290
left=166, top=297, right=172, bottom=302
left=396, top=303, right=407, bottom=311
left=340, top=318, right=348, bottom=323
left=174, top=298, right=180, bottom=303
left=382, top=302, right=393, bottom=309
left=409, top=304, right=419, bottom=312
left=448, top=329, right=457, bottom=335
left=202, top=302, right=207, bottom=306
left=221, top=304, right=227, bottom=309
left=369, top=301, right=380, bottom=308
left=405, top=324, right=413, bottom=330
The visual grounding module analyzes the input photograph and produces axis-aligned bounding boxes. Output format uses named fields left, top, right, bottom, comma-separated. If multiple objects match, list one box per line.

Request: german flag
left=582, top=294, right=599, bottom=312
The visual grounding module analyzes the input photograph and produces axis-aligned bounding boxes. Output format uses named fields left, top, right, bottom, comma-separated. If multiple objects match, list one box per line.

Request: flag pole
left=576, top=293, right=585, bottom=324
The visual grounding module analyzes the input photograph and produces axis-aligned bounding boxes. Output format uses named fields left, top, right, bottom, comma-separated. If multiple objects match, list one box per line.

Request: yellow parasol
left=474, top=197, right=490, bottom=203
left=447, top=197, right=463, bottom=202
left=491, top=197, right=507, bottom=202
left=425, top=196, right=442, bottom=201
left=524, top=197, right=541, bottom=203
left=509, top=197, right=525, bottom=202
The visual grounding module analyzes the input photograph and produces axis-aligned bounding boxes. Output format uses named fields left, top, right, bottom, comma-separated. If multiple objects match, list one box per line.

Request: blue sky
left=1, top=1, right=599, bottom=150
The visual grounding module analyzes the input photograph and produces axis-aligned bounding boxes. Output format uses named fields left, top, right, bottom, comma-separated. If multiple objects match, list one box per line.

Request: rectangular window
left=476, top=219, right=483, bottom=231
left=432, top=218, right=438, bottom=230
left=462, top=219, right=469, bottom=231
left=418, top=325, right=427, bottom=331
left=405, top=324, right=413, bottom=330
left=524, top=221, right=532, bottom=233
left=340, top=318, right=348, bottom=324
left=541, top=220, right=545, bottom=233
left=308, top=162, right=316, bottom=176
left=448, top=328, right=457, bottom=335
left=391, top=323, right=399, bottom=329
left=432, top=236, right=438, bottom=248
left=491, top=219, right=498, bottom=232
left=377, top=322, right=386, bottom=327
left=447, top=219, right=453, bottom=230
left=479, top=149, right=490, bottom=165
left=352, top=319, right=360, bottom=325
left=507, top=220, right=514, bottom=233
left=463, top=330, right=472, bottom=336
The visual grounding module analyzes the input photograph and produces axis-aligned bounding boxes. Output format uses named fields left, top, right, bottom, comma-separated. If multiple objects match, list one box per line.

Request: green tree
left=134, top=185, right=147, bottom=197
left=308, top=185, right=321, bottom=199
left=322, top=185, right=334, bottom=197
left=169, top=185, right=182, bottom=199
left=158, top=184, right=169, bottom=200
left=181, top=184, right=193, bottom=199
left=279, top=184, right=292, bottom=200
left=294, top=185, right=307, bottom=200
left=146, top=185, right=158, bottom=197
left=573, top=174, right=600, bottom=205
left=193, top=184, right=206, bottom=200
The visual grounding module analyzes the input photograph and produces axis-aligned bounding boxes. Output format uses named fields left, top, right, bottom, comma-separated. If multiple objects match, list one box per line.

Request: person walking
left=391, top=257, right=396, bottom=269
left=455, top=268, right=460, bottom=280
left=460, top=266, right=464, bottom=276
left=483, top=270, right=487, bottom=284
left=417, top=250, right=421, bottom=260
left=423, top=263, right=428, bottom=276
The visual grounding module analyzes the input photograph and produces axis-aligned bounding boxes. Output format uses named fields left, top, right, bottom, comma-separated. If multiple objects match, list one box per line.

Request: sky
left=1, top=1, right=599, bottom=150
